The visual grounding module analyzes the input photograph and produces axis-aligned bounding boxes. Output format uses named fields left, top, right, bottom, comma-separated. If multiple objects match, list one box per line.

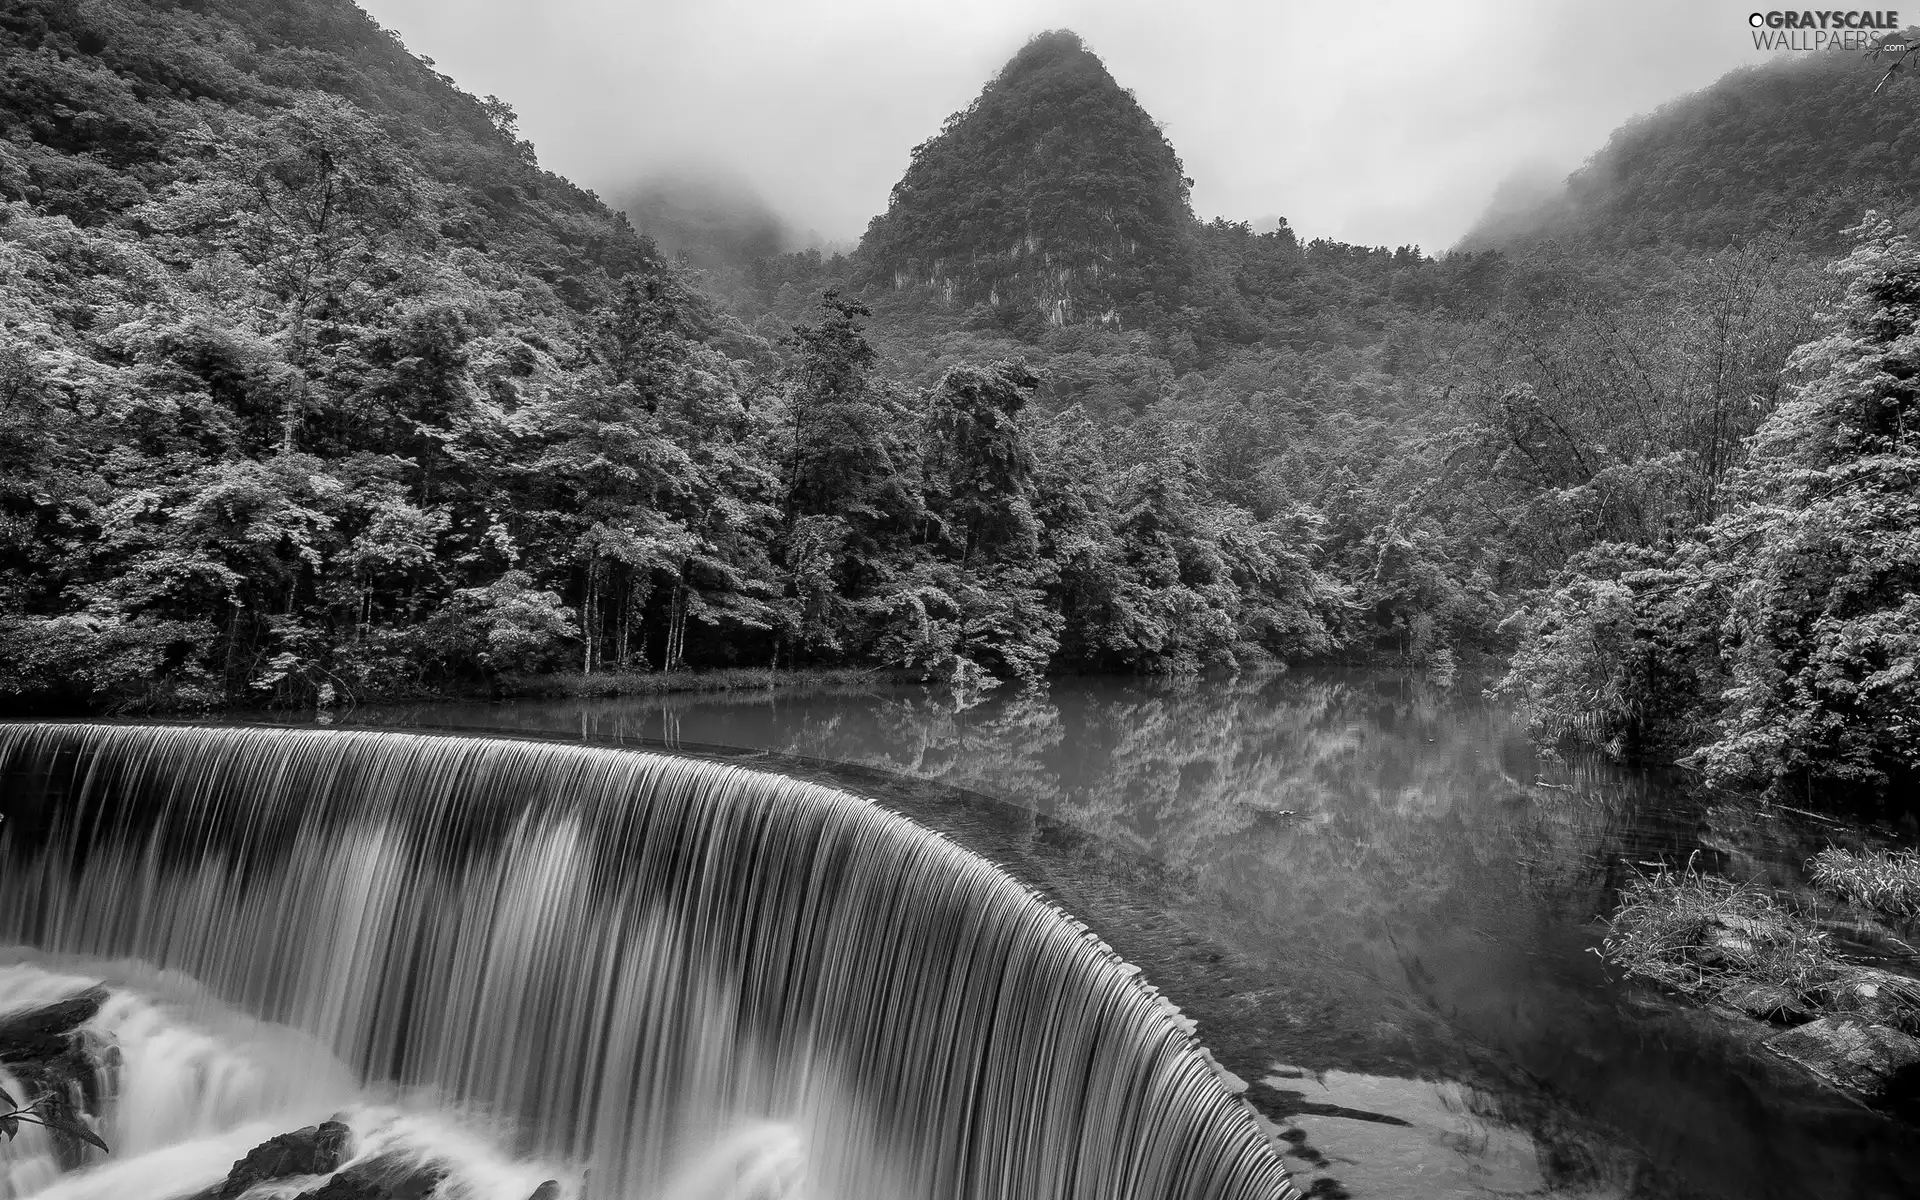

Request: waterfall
left=0, top=723, right=1293, bottom=1200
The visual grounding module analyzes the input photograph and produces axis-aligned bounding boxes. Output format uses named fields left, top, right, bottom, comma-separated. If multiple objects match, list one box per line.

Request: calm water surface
left=318, top=669, right=1919, bottom=1200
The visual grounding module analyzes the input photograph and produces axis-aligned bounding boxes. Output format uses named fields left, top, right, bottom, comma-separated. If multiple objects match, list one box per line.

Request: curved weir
left=0, top=723, right=1294, bottom=1200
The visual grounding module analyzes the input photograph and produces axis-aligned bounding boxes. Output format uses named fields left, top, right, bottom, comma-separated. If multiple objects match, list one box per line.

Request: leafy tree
left=1690, top=216, right=1920, bottom=797
left=1498, top=218, right=1920, bottom=809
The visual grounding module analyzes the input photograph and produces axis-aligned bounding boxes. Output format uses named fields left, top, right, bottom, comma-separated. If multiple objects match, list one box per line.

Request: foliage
left=499, top=664, right=896, bottom=699
left=1809, top=846, right=1920, bottom=919
left=0, top=1084, right=109, bottom=1154
left=0, top=5, right=1358, bottom=708
left=1601, top=858, right=1920, bottom=1030
left=1498, top=218, right=1920, bottom=809
left=857, top=30, right=1199, bottom=334
left=1686, top=218, right=1920, bottom=795
left=1463, top=47, right=1920, bottom=253
left=1605, top=861, right=1834, bottom=1002
left=5, top=0, right=1917, bottom=802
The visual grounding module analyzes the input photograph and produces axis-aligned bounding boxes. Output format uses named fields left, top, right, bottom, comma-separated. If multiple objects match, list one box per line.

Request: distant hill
left=0, top=0, right=656, bottom=299
left=854, top=31, right=1203, bottom=335
left=1459, top=46, right=1920, bottom=251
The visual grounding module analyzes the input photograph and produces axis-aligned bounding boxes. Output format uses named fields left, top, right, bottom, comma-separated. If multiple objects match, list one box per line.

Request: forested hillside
left=2, top=7, right=1916, bottom=808
left=855, top=31, right=1209, bottom=337
left=1461, top=45, right=1920, bottom=252
left=0, top=2, right=1348, bottom=715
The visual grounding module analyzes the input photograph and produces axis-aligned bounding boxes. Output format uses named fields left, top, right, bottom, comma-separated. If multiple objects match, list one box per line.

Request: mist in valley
left=357, top=0, right=1782, bottom=256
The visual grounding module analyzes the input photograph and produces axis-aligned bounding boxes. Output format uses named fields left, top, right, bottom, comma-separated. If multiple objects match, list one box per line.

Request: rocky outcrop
left=1817, top=967, right=1920, bottom=1027
left=1766, top=1017, right=1920, bottom=1103
left=527, top=1182, right=561, bottom=1200
left=0, top=985, right=109, bottom=1062
left=0, top=984, right=111, bottom=1162
left=192, top=1120, right=354, bottom=1199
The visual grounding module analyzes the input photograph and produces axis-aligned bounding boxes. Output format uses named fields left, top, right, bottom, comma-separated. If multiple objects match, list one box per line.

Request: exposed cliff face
left=856, top=30, right=1200, bottom=331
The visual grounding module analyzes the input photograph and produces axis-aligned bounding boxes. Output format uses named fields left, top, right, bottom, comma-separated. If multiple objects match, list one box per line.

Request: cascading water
left=0, top=723, right=1294, bottom=1200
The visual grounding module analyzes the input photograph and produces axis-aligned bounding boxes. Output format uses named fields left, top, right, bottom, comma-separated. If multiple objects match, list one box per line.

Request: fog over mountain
left=357, top=0, right=1780, bottom=254
left=619, top=166, right=796, bottom=265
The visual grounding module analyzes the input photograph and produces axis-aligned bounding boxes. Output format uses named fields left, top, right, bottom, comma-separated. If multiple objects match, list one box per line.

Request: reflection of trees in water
left=398, top=672, right=1687, bottom=982
left=841, top=673, right=1659, bottom=969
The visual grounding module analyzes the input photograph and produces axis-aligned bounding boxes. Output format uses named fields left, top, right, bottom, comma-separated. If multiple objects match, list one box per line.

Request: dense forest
left=1459, top=46, right=1920, bottom=253
left=2, top=5, right=1917, bottom=810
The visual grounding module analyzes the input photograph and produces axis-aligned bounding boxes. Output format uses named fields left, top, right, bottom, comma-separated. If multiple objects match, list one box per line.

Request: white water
left=0, top=960, right=577, bottom=1200
left=0, top=723, right=1294, bottom=1200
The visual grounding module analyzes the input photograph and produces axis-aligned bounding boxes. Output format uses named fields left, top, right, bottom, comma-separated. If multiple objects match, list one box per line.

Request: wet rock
left=294, top=1152, right=448, bottom=1200
left=527, top=1182, right=561, bottom=1200
left=0, top=985, right=109, bottom=1063
left=1766, top=1017, right=1920, bottom=1100
left=196, top=1120, right=353, bottom=1199
left=1696, top=914, right=1787, bottom=969
left=0, top=985, right=112, bottom=1164
left=1718, top=980, right=1808, bottom=1022
left=1816, top=968, right=1920, bottom=1030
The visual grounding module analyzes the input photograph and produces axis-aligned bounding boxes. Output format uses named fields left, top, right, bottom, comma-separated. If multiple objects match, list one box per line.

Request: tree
left=924, top=358, right=1041, bottom=564
left=1496, top=217, right=1920, bottom=808
left=1690, top=216, right=1920, bottom=798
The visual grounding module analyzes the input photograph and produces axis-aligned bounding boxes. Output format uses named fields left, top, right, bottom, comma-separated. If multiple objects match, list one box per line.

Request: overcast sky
left=358, top=0, right=1784, bottom=253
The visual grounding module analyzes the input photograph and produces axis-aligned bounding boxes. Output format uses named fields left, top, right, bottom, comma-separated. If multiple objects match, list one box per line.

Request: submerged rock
left=192, top=1120, right=353, bottom=1199
left=1766, top=1017, right=1920, bottom=1101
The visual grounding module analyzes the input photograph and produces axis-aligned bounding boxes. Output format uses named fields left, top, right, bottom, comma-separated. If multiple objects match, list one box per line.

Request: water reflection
left=1263, top=1066, right=1576, bottom=1200
left=323, top=670, right=1919, bottom=1200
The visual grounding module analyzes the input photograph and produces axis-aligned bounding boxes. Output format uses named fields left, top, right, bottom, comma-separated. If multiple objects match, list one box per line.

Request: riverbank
left=491, top=666, right=917, bottom=700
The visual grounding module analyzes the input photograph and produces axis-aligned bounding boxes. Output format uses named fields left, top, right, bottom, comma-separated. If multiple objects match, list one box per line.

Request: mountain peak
left=857, top=30, right=1197, bottom=334
left=993, top=28, right=1092, bottom=86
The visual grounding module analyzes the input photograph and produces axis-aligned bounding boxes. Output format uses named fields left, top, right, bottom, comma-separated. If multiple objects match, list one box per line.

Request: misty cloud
left=360, top=0, right=1781, bottom=253
left=620, top=163, right=795, bottom=265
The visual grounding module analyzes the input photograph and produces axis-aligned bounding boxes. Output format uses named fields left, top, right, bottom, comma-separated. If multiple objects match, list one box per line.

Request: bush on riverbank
left=1602, top=860, right=1920, bottom=1030
left=1811, top=848, right=1920, bottom=920
left=1498, top=218, right=1920, bottom=811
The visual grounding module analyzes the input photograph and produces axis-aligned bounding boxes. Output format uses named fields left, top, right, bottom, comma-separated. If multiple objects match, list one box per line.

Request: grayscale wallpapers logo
left=1749, top=9, right=1901, bottom=49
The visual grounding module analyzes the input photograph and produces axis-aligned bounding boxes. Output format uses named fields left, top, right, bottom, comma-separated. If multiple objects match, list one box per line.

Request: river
left=314, top=667, right=1920, bottom=1200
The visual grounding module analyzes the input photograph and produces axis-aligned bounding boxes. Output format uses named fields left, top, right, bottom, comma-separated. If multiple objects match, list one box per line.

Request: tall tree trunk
left=581, top=560, right=596, bottom=675
left=616, top=579, right=630, bottom=668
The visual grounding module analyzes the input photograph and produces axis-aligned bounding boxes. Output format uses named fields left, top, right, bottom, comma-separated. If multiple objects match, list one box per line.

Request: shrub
left=1600, top=857, right=1920, bottom=1030
left=1809, top=847, right=1920, bottom=919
